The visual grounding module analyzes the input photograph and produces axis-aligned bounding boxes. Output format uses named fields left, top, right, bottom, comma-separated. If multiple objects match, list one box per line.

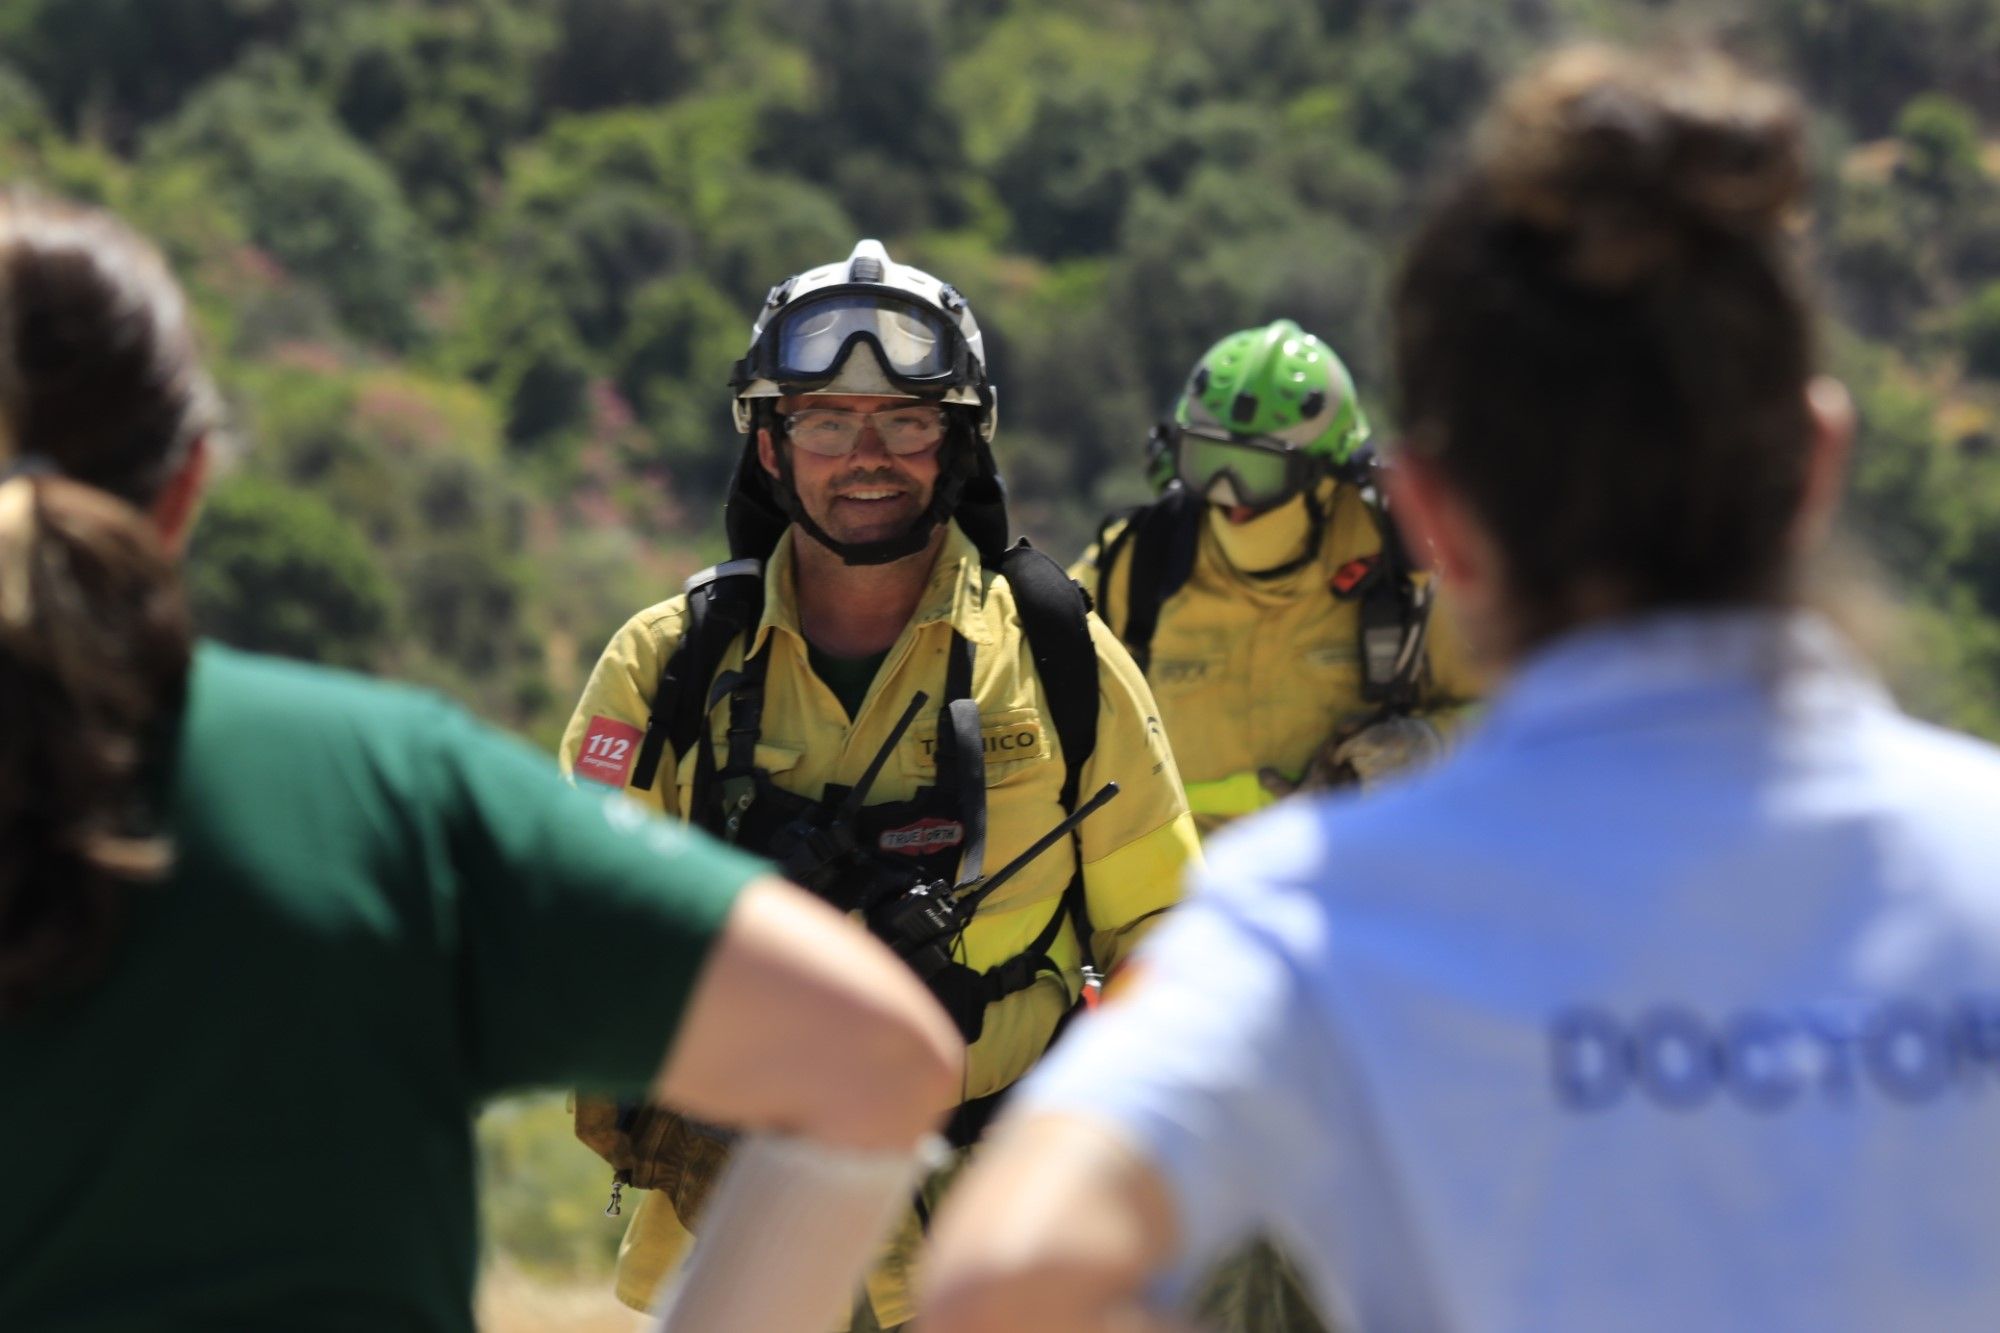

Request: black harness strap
left=634, top=558, right=762, bottom=792
left=1108, top=487, right=1200, bottom=675
left=693, top=644, right=771, bottom=841
left=1349, top=465, right=1433, bottom=710
left=998, top=540, right=1102, bottom=970
left=939, top=972, right=1092, bottom=1149
left=936, top=633, right=986, bottom=885
left=1092, top=513, right=1138, bottom=628
left=1000, top=542, right=1098, bottom=801
left=636, top=539, right=1108, bottom=1074
left=685, top=669, right=737, bottom=837
left=835, top=690, right=930, bottom=822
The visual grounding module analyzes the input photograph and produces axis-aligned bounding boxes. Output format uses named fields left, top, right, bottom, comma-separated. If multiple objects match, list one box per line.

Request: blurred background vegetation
left=2, top=0, right=1996, bottom=1314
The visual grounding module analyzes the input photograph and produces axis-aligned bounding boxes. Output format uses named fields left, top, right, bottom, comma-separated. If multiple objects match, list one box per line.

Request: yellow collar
left=751, top=520, right=993, bottom=654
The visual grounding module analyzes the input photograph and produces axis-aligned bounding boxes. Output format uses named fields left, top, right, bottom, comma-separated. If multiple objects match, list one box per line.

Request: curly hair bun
left=1478, top=44, right=1807, bottom=289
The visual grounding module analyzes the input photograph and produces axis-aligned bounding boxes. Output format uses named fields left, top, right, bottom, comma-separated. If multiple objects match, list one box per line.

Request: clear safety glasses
left=766, top=291, right=964, bottom=387
left=1172, top=425, right=1308, bottom=509
left=783, top=405, right=948, bottom=457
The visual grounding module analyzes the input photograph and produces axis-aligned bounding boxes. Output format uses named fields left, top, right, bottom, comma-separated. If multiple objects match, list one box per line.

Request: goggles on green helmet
left=1171, top=424, right=1312, bottom=510
left=733, top=287, right=973, bottom=395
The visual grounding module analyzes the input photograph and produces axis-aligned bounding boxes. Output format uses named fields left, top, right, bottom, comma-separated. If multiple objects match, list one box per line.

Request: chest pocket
left=1299, top=637, right=1360, bottom=671
left=900, top=706, right=1050, bottom=786
left=674, top=737, right=804, bottom=804
left=1295, top=588, right=1366, bottom=702
left=1146, top=625, right=1232, bottom=701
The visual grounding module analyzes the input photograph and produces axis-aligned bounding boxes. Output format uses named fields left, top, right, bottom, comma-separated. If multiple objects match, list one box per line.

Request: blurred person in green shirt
left=0, top=193, right=961, bottom=1333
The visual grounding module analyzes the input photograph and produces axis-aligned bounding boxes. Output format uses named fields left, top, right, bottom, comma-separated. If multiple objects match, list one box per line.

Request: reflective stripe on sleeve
left=1183, top=770, right=1281, bottom=820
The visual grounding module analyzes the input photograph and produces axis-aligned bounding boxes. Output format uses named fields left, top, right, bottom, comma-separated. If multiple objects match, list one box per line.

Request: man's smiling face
left=758, top=393, right=944, bottom=550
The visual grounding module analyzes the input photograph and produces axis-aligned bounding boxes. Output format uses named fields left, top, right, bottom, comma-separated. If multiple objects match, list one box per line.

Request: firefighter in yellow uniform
left=1071, top=320, right=1481, bottom=1331
left=562, top=240, right=1199, bottom=1332
left=1076, top=319, right=1481, bottom=834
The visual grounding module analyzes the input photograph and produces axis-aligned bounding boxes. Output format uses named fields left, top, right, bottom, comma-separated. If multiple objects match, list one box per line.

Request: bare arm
left=652, top=875, right=965, bottom=1151
left=917, top=1112, right=1190, bottom=1333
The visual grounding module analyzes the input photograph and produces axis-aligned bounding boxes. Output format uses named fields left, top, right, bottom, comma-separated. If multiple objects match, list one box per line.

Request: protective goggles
left=1172, top=425, right=1311, bottom=509
left=782, top=405, right=948, bottom=457
left=736, top=288, right=972, bottom=393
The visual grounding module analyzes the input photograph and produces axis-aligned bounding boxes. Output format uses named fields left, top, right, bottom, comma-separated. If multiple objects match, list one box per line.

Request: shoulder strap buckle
left=631, top=562, right=766, bottom=794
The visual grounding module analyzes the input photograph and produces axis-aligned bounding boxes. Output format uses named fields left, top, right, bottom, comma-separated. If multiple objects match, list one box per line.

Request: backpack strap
left=631, top=558, right=764, bottom=793
left=1344, top=465, right=1434, bottom=711
left=1001, top=541, right=1097, bottom=799
left=997, top=539, right=1103, bottom=970
left=1108, top=486, right=1201, bottom=675
left=1091, top=508, right=1139, bottom=616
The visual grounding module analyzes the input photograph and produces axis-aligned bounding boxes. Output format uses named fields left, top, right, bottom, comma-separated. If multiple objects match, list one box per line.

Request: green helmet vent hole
left=1301, top=390, right=1326, bottom=418
left=1230, top=391, right=1259, bottom=424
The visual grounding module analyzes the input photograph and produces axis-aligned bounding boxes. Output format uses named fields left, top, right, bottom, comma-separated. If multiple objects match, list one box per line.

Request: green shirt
left=0, top=644, right=762, bottom=1332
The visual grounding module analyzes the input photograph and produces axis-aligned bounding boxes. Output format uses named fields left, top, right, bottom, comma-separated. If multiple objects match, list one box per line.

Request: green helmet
left=1162, top=319, right=1370, bottom=507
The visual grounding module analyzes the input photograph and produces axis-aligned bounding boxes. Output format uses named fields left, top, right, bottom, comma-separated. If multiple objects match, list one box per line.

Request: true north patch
left=877, top=817, right=966, bottom=856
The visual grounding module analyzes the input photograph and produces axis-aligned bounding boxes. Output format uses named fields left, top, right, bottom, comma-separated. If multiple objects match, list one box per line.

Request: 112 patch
left=575, top=715, right=643, bottom=788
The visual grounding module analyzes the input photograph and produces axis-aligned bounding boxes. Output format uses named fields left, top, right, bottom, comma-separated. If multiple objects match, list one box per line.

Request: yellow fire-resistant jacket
left=561, top=520, right=1200, bottom=1327
left=1073, top=481, right=1483, bottom=836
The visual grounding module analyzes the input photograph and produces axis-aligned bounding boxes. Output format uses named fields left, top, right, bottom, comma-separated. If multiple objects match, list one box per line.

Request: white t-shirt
left=1014, top=611, right=2000, bottom=1332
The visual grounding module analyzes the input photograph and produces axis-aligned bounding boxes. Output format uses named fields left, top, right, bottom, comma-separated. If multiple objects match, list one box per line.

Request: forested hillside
left=1, top=0, right=1994, bottom=744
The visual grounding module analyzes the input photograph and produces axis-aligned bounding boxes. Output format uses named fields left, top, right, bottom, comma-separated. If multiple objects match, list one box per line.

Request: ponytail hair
left=0, top=195, right=216, bottom=1019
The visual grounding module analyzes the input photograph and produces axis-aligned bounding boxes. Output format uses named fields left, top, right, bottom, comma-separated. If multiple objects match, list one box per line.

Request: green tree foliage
left=1831, top=178, right=1937, bottom=339
left=1762, top=0, right=2000, bottom=133
left=8, top=0, right=2000, bottom=741
left=756, top=0, right=968, bottom=236
left=0, top=0, right=325, bottom=147
left=539, top=0, right=722, bottom=113
left=615, top=272, right=743, bottom=493
left=1964, top=283, right=2000, bottom=380
left=145, top=61, right=436, bottom=345
left=7, top=0, right=1999, bottom=1299
left=305, top=0, right=548, bottom=233
left=476, top=1094, right=624, bottom=1275
left=1345, top=0, right=1526, bottom=171
left=185, top=473, right=396, bottom=668
left=1898, top=92, right=1985, bottom=200
left=6, top=0, right=1998, bottom=753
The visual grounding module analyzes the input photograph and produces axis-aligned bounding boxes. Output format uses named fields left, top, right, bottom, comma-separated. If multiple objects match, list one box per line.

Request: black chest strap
left=1344, top=469, right=1434, bottom=710
left=639, top=541, right=1105, bottom=988
left=1098, top=486, right=1200, bottom=676
left=691, top=641, right=771, bottom=841
left=934, top=633, right=986, bottom=885
left=997, top=540, right=1101, bottom=970
left=633, top=558, right=762, bottom=793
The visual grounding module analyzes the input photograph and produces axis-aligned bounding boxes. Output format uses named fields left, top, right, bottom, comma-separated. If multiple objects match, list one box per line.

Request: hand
left=1322, top=714, right=1443, bottom=788
left=1256, top=714, right=1446, bottom=799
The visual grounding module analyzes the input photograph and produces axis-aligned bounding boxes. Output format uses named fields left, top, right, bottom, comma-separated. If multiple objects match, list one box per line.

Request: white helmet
left=729, top=239, right=996, bottom=440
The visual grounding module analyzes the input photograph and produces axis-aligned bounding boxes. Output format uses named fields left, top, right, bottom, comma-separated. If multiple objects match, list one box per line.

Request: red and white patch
left=877, top=818, right=965, bottom=856
left=1331, top=554, right=1379, bottom=596
left=575, top=715, right=643, bottom=788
